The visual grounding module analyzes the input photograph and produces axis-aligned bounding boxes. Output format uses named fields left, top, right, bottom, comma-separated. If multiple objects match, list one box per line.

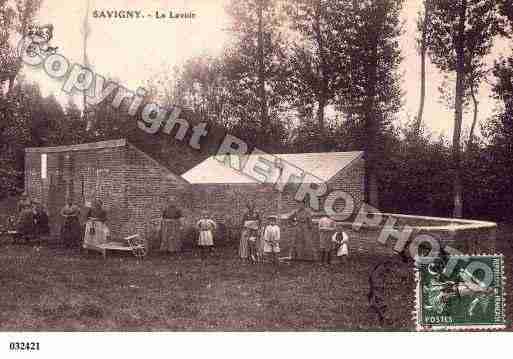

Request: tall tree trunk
left=316, top=95, right=326, bottom=139
left=257, top=0, right=268, bottom=138
left=365, top=44, right=380, bottom=208
left=364, top=4, right=384, bottom=209
left=314, top=0, right=327, bottom=145
left=468, top=79, right=478, bottom=148
left=82, top=0, right=91, bottom=131
left=452, top=0, right=467, bottom=218
left=415, top=0, right=431, bottom=138
left=346, top=0, right=359, bottom=124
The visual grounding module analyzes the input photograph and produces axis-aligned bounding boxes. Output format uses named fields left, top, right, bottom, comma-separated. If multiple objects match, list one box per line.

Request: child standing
left=262, top=216, right=280, bottom=264
left=247, top=226, right=260, bottom=264
left=196, top=211, right=217, bottom=259
left=332, top=230, right=349, bottom=261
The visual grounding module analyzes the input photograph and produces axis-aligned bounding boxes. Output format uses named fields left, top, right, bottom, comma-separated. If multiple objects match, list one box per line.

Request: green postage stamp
left=415, top=254, right=505, bottom=331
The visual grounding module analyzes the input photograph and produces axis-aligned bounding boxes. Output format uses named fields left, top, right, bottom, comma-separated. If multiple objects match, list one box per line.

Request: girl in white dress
left=196, top=211, right=217, bottom=259
left=332, top=230, right=349, bottom=260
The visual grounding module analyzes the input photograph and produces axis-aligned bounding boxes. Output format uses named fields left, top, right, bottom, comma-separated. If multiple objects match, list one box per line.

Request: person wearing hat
left=160, top=197, right=184, bottom=254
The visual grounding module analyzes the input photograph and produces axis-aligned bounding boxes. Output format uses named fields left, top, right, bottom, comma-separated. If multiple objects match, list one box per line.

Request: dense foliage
left=1, top=0, right=513, bottom=222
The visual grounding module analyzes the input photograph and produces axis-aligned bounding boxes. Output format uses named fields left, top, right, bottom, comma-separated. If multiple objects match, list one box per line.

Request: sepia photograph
left=1, top=0, right=513, bottom=353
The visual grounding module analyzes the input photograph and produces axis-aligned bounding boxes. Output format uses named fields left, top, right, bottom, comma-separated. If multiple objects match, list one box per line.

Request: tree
left=337, top=0, right=404, bottom=208
left=498, top=1, right=513, bottom=26
left=63, top=97, right=87, bottom=144
left=224, top=0, right=289, bottom=150
left=415, top=0, right=432, bottom=138
left=256, top=0, right=268, bottom=139
left=175, top=55, right=230, bottom=124
left=426, top=0, right=505, bottom=217
left=380, top=122, right=453, bottom=216
left=0, top=79, right=65, bottom=196
left=82, top=0, right=91, bottom=130
left=476, top=57, right=513, bottom=219
left=0, top=0, right=15, bottom=97
left=286, top=0, right=352, bottom=148
left=0, top=0, right=42, bottom=97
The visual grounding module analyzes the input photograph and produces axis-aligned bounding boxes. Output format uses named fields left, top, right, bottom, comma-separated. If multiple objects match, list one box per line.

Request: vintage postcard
left=1, top=0, right=512, bottom=351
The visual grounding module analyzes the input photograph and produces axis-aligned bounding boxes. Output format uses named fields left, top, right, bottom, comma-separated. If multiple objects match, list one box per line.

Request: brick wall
left=25, top=152, right=43, bottom=204
left=188, top=157, right=365, bottom=226
left=340, top=221, right=497, bottom=256
left=190, top=182, right=316, bottom=228
left=326, top=156, right=365, bottom=218
left=25, top=140, right=195, bottom=241
left=25, top=145, right=127, bottom=236
left=123, top=143, right=191, bottom=238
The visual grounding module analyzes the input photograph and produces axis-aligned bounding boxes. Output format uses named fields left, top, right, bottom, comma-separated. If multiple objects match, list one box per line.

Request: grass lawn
left=0, top=241, right=418, bottom=331
left=0, top=221, right=511, bottom=331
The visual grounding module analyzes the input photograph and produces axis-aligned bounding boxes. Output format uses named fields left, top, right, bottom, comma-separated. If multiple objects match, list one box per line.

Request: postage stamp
left=415, top=254, right=506, bottom=331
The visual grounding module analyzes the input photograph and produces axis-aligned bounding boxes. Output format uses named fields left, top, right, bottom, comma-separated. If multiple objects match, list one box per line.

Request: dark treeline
left=1, top=0, right=513, bottom=222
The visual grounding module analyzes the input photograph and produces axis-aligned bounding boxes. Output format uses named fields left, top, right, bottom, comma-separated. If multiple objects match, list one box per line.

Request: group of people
left=16, top=193, right=348, bottom=264
left=159, top=201, right=218, bottom=259
left=238, top=202, right=349, bottom=265
left=58, top=198, right=110, bottom=249
left=15, top=192, right=50, bottom=241
left=15, top=194, right=110, bottom=249
left=157, top=199, right=349, bottom=264
left=239, top=203, right=283, bottom=264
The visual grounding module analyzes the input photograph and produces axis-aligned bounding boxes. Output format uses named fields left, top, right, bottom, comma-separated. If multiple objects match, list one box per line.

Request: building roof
left=182, top=151, right=364, bottom=184
left=25, top=139, right=127, bottom=153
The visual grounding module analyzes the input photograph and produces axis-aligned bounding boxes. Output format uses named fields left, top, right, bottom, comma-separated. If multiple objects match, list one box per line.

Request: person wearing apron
left=83, top=199, right=109, bottom=250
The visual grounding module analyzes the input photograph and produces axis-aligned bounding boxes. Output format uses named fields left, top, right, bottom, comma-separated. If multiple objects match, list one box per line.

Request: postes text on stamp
left=415, top=254, right=505, bottom=331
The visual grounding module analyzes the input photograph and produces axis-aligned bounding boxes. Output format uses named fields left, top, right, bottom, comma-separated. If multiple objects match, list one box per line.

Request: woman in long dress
left=290, top=204, right=313, bottom=260
left=17, top=192, right=35, bottom=241
left=318, top=215, right=335, bottom=264
left=83, top=199, right=110, bottom=250
left=239, top=202, right=260, bottom=263
left=60, top=199, right=81, bottom=248
left=159, top=201, right=184, bottom=254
